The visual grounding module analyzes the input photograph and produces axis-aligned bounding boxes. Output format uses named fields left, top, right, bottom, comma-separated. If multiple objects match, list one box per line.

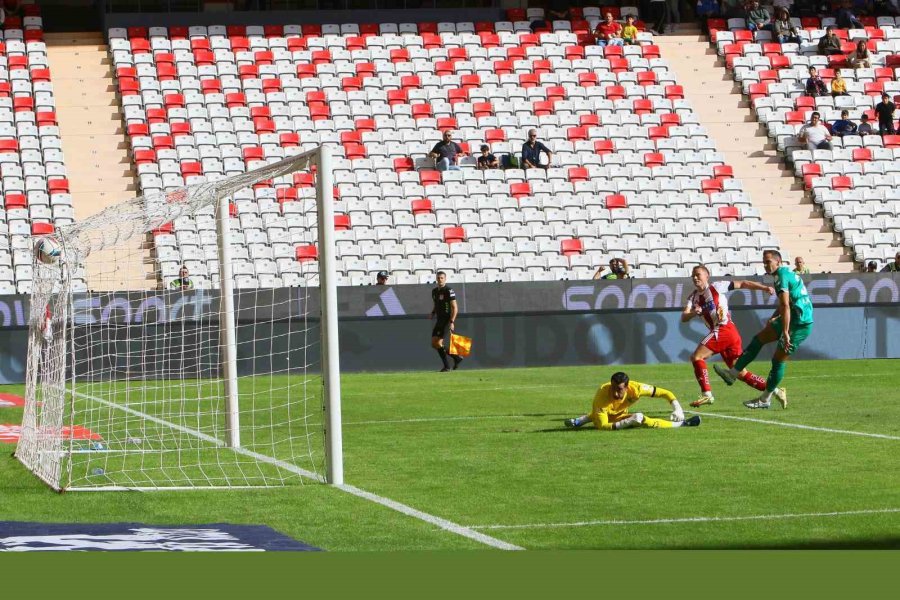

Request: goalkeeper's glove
left=669, top=400, right=684, bottom=422
left=615, top=413, right=644, bottom=430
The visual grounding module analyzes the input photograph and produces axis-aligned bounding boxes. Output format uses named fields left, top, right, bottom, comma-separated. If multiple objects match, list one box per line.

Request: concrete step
left=661, top=30, right=855, bottom=273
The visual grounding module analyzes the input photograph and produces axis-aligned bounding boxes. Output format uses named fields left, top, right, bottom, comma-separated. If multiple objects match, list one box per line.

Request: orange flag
left=449, top=333, right=472, bottom=358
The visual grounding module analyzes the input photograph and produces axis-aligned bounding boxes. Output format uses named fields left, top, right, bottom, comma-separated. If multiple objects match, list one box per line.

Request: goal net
left=15, top=146, right=343, bottom=491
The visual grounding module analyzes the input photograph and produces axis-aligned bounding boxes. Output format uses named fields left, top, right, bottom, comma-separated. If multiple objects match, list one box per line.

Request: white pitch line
left=344, top=414, right=528, bottom=426
left=73, top=391, right=522, bottom=551
left=690, top=411, right=900, bottom=441
left=470, top=507, right=900, bottom=530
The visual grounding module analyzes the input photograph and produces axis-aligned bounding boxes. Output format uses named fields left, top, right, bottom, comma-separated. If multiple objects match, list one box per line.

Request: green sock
left=766, top=358, right=786, bottom=392
left=734, top=336, right=764, bottom=372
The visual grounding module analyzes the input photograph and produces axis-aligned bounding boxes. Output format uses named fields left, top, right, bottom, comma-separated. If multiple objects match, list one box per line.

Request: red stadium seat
left=443, top=226, right=466, bottom=244
left=644, top=152, right=665, bottom=167
left=48, top=179, right=70, bottom=194
left=560, top=239, right=584, bottom=257
left=852, top=148, right=872, bottom=162
left=701, top=178, right=724, bottom=194
left=567, top=127, right=588, bottom=141
left=280, top=133, right=300, bottom=147
left=5, top=194, right=27, bottom=209
left=713, top=165, right=734, bottom=179
left=420, top=171, right=442, bottom=186
left=802, top=164, right=822, bottom=190
left=510, top=183, right=532, bottom=198
left=32, top=222, right=55, bottom=236
left=295, top=245, right=318, bottom=262
left=605, top=194, right=627, bottom=209
left=831, top=176, right=852, bottom=190
left=568, top=167, right=589, bottom=182
left=594, top=140, right=615, bottom=155
left=411, top=199, right=433, bottom=214
left=717, top=206, right=741, bottom=222
left=334, top=214, right=351, bottom=231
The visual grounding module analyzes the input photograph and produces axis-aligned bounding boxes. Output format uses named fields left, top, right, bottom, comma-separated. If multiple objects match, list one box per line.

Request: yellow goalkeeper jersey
left=591, top=380, right=676, bottom=420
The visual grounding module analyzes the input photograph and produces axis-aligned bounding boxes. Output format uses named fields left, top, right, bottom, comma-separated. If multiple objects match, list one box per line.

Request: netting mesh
left=16, top=150, right=331, bottom=490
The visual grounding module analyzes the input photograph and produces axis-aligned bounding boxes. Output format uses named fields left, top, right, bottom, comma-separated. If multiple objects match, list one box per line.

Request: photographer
left=593, top=258, right=632, bottom=280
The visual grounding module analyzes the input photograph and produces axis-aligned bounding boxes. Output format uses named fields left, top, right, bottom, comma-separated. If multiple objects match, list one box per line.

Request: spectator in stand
left=531, top=0, right=571, bottom=32
left=375, top=271, right=389, bottom=285
left=850, top=39, right=871, bottom=69
left=830, top=71, right=848, bottom=97
left=799, top=111, right=833, bottom=150
left=772, top=8, right=801, bottom=44
left=429, top=130, right=464, bottom=171
left=794, top=257, right=811, bottom=275
left=745, top=0, right=772, bottom=38
left=476, top=144, right=499, bottom=170
left=648, top=0, right=670, bottom=35
left=875, top=93, right=896, bottom=135
left=805, top=67, right=829, bottom=97
left=866, top=261, right=878, bottom=273
left=593, top=258, right=632, bottom=280
left=522, top=129, right=552, bottom=169
left=667, top=0, right=681, bottom=25
left=622, top=14, right=640, bottom=44
left=881, top=251, right=900, bottom=272
left=857, top=113, right=875, bottom=135
left=832, top=110, right=857, bottom=136
left=818, top=27, right=843, bottom=55
left=876, top=0, right=900, bottom=16
left=594, top=12, right=625, bottom=46
left=696, top=0, right=722, bottom=33
left=169, top=265, right=194, bottom=290
left=835, top=1, right=864, bottom=29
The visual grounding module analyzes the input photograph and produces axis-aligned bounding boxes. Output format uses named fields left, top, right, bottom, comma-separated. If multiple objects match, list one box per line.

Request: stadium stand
left=0, top=6, right=80, bottom=294
left=710, top=15, right=900, bottom=270
left=108, top=8, right=785, bottom=289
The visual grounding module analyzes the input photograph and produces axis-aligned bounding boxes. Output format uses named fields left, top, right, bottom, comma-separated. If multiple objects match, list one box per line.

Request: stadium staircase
left=46, top=32, right=152, bottom=290
left=659, top=23, right=854, bottom=273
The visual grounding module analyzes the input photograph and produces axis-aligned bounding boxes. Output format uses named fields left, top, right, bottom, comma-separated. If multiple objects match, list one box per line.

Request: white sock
left=671, top=421, right=683, bottom=428
left=702, top=391, right=712, bottom=398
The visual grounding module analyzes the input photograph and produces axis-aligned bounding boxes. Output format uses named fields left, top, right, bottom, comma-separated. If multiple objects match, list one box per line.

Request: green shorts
left=770, top=317, right=813, bottom=355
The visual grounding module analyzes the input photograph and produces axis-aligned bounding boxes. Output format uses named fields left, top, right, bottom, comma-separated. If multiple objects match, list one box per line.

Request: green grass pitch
left=1, top=358, right=898, bottom=550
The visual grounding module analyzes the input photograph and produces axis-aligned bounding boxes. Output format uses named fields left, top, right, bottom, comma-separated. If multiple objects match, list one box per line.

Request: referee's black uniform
left=431, top=284, right=461, bottom=371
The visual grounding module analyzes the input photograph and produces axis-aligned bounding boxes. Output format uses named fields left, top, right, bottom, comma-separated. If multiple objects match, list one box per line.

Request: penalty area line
left=470, top=507, right=900, bottom=531
left=689, top=411, right=900, bottom=441
left=73, top=391, right=522, bottom=551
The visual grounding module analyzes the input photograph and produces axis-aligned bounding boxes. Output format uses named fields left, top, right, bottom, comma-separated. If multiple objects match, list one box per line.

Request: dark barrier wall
left=0, top=273, right=896, bottom=383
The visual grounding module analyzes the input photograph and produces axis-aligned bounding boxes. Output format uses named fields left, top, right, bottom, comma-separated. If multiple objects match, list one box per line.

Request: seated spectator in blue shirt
left=521, top=129, right=552, bottom=169
left=429, top=130, right=463, bottom=171
left=831, top=110, right=857, bottom=136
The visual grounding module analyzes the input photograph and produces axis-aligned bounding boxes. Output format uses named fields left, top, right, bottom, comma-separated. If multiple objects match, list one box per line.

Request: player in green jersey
left=714, top=249, right=814, bottom=409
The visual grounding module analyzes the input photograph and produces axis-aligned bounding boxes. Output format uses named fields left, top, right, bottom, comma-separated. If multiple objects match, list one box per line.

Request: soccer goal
left=16, top=146, right=343, bottom=491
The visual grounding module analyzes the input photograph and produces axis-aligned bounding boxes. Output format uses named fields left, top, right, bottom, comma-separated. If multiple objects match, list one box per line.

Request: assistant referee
left=430, top=271, right=462, bottom=372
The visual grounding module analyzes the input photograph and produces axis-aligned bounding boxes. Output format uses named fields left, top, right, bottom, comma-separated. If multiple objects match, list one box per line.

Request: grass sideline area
left=1, top=358, right=898, bottom=551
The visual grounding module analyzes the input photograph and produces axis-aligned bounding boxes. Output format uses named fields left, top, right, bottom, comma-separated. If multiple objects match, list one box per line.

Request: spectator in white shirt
left=799, top=112, right=832, bottom=151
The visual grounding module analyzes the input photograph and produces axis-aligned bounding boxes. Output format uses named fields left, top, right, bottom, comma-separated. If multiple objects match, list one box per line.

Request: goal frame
left=16, top=144, right=343, bottom=491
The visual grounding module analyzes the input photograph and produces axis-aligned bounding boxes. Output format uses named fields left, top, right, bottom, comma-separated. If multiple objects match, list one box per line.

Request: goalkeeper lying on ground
left=564, top=371, right=701, bottom=430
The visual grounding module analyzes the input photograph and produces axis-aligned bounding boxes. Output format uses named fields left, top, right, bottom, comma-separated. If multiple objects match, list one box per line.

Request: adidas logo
left=365, top=288, right=406, bottom=317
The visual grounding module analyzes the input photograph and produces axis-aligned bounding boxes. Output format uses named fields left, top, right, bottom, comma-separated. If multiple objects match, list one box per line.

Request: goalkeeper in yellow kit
left=564, top=372, right=701, bottom=430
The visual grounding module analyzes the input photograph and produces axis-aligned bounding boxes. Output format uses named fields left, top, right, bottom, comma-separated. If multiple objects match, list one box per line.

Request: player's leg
left=722, top=335, right=767, bottom=392
left=641, top=415, right=702, bottom=428
left=714, top=323, right=778, bottom=385
left=745, top=321, right=811, bottom=409
left=431, top=323, right=451, bottom=372
left=689, top=341, right=716, bottom=407
left=565, top=414, right=592, bottom=428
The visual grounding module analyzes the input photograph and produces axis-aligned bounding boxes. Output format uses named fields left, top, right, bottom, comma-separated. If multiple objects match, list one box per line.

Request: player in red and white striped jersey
left=681, top=265, right=778, bottom=407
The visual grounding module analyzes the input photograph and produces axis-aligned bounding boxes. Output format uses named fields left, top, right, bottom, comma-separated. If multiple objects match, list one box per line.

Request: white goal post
left=16, top=145, right=343, bottom=491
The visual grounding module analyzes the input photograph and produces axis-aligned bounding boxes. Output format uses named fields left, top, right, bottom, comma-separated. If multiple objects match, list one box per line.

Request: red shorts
left=700, top=324, right=743, bottom=367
